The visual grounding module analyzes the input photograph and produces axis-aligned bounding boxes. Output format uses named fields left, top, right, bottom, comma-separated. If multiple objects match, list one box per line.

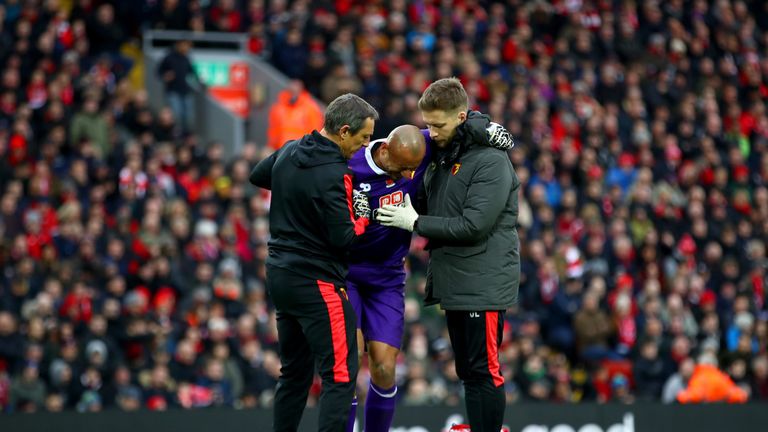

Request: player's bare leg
left=367, top=341, right=398, bottom=388
left=364, top=340, right=399, bottom=432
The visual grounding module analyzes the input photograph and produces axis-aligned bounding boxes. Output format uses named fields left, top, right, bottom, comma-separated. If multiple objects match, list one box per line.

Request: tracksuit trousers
left=267, top=265, right=359, bottom=432
left=446, top=310, right=506, bottom=432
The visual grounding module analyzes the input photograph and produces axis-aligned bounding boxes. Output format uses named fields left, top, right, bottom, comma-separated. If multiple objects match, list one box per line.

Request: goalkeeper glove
left=352, top=189, right=371, bottom=220
left=487, top=121, right=515, bottom=150
left=376, top=194, right=419, bottom=232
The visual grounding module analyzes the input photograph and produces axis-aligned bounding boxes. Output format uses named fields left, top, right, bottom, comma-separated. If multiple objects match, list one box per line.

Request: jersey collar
left=365, top=140, right=387, bottom=175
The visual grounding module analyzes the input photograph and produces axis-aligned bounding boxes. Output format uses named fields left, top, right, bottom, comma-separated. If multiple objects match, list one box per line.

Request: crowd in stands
left=1, top=0, right=768, bottom=413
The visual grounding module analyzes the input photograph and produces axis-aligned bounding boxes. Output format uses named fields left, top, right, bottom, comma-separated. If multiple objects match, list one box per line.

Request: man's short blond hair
left=417, top=77, right=469, bottom=113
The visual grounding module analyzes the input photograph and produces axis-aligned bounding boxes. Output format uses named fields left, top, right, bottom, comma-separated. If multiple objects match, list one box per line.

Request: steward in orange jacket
left=677, top=364, right=748, bottom=403
left=267, top=81, right=324, bottom=149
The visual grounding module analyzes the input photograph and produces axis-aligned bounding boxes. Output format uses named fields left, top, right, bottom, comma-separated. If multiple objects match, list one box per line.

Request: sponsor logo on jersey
left=379, top=191, right=404, bottom=207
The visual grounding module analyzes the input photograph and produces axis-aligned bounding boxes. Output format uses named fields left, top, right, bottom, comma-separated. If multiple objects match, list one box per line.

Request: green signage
left=193, top=61, right=230, bottom=86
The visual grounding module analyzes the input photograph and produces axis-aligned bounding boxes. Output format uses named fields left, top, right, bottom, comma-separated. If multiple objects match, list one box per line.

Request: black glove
left=352, top=189, right=371, bottom=220
left=487, top=122, right=515, bottom=150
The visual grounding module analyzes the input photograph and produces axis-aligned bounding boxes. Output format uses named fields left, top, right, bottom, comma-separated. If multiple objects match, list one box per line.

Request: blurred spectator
left=87, top=4, right=124, bottom=55
left=8, top=363, right=45, bottom=413
left=677, top=355, right=748, bottom=404
left=546, top=276, right=583, bottom=353
left=0, top=312, right=23, bottom=372
left=633, top=339, right=668, bottom=401
left=157, top=40, right=202, bottom=133
left=661, top=357, right=695, bottom=404
left=206, top=342, right=243, bottom=400
left=319, top=63, right=362, bottom=104
left=151, top=0, right=191, bottom=31
left=265, top=80, right=323, bottom=150
left=574, top=291, right=614, bottom=362
left=69, top=95, right=110, bottom=160
left=170, top=339, right=200, bottom=385
left=210, top=0, right=243, bottom=33
left=101, top=365, right=133, bottom=409
left=271, top=27, right=306, bottom=79
left=610, top=373, right=635, bottom=404
left=139, top=364, right=175, bottom=411
left=196, top=358, right=234, bottom=407
left=751, top=355, right=768, bottom=400
left=114, top=385, right=141, bottom=411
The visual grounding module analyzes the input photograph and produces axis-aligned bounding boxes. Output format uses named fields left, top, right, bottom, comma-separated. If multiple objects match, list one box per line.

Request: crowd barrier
left=1, top=403, right=764, bottom=432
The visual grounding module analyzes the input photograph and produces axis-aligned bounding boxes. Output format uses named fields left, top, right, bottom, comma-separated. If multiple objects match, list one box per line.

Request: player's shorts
left=346, top=263, right=406, bottom=349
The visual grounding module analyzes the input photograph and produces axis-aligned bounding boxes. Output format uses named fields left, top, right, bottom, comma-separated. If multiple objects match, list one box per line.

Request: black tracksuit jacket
left=249, top=131, right=368, bottom=285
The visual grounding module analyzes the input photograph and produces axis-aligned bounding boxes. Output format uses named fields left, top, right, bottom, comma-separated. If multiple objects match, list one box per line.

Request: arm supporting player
left=375, top=194, right=419, bottom=231
left=322, top=168, right=370, bottom=250
left=377, top=151, right=512, bottom=242
left=487, top=121, right=514, bottom=150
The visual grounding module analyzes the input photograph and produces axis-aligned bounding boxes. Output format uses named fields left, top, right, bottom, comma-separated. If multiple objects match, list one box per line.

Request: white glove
left=375, top=194, right=419, bottom=232
left=487, top=121, right=515, bottom=150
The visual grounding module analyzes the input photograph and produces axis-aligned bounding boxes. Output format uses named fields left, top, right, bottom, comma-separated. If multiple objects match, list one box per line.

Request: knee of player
left=370, top=359, right=396, bottom=382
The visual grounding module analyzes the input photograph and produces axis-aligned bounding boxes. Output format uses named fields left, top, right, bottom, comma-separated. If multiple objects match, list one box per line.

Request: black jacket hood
left=437, top=111, right=491, bottom=165
left=290, top=130, right=347, bottom=168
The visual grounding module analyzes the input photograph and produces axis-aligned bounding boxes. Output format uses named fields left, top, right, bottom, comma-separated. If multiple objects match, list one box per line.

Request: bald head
left=375, top=125, right=427, bottom=180
left=387, top=125, right=425, bottom=158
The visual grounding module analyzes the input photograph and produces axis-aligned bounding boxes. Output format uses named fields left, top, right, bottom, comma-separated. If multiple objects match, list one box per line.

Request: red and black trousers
left=267, top=265, right=358, bottom=432
left=446, top=310, right=506, bottom=432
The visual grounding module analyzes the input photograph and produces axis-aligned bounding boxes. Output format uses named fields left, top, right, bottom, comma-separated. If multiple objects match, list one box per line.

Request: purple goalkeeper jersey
left=348, top=129, right=432, bottom=266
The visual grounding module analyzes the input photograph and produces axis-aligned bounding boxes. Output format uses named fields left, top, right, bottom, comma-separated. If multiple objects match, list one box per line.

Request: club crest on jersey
left=385, top=178, right=396, bottom=188
left=451, top=163, right=461, bottom=175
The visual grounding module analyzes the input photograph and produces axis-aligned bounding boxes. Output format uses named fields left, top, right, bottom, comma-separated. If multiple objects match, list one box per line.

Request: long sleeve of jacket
left=249, top=149, right=281, bottom=189
left=320, top=167, right=369, bottom=250
left=414, top=180, right=428, bottom=215
left=416, top=150, right=512, bottom=242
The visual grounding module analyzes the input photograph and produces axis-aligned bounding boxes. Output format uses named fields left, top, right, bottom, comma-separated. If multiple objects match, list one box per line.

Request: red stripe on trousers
left=317, top=280, right=350, bottom=382
left=485, top=312, right=504, bottom=387
left=344, top=173, right=368, bottom=235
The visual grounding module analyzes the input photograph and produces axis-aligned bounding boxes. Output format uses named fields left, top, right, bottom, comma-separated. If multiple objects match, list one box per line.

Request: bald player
left=345, top=125, right=429, bottom=432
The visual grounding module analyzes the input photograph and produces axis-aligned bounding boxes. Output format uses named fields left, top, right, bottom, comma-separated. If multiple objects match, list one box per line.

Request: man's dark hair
left=418, top=77, right=468, bottom=113
left=323, top=94, right=379, bottom=135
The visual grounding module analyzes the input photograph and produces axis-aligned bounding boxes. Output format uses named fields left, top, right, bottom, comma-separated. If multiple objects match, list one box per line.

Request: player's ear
left=457, top=111, right=467, bottom=122
left=377, top=141, right=388, bottom=157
